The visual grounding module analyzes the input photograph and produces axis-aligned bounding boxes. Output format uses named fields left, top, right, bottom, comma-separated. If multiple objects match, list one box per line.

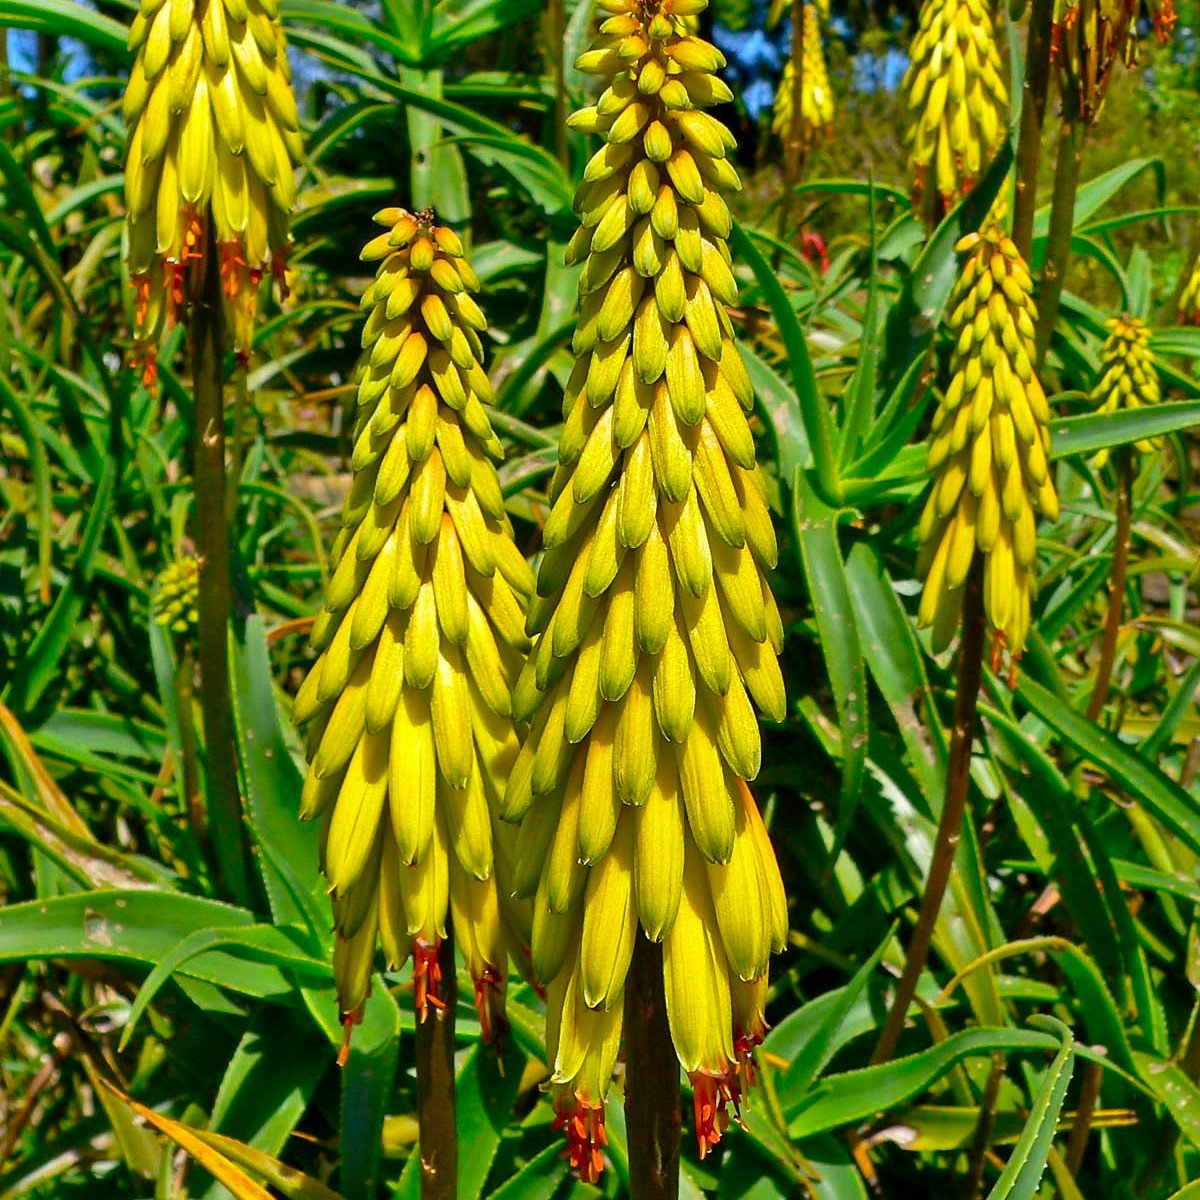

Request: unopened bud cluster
left=292, top=210, right=532, bottom=1052
left=152, top=557, right=200, bottom=637
left=918, top=228, right=1059, bottom=672
left=1090, top=316, right=1161, bottom=465
left=123, top=0, right=301, bottom=382
left=501, top=0, right=787, bottom=1179
left=902, top=0, right=1006, bottom=221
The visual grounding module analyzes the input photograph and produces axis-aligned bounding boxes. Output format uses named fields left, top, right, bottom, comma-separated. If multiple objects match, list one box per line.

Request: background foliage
left=1, top=0, right=1199, bottom=1198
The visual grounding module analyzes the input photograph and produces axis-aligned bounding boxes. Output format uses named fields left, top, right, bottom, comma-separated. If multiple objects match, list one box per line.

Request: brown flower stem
left=963, top=1052, right=1005, bottom=1198
left=189, top=231, right=252, bottom=907
left=871, top=555, right=986, bottom=1066
left=775, top=0, right=807, bottom=256
left=1063, top=1059, right=1103, bottom=1176
left=415, top=932, right=458, bottom=1200
left=624, top=936, right=681, bottom=1200
left=1085, top=447, right=1132, bottom=723
left=1011, top=0, right=1055, bottom=261
left=1034, top=106, right=1085, bottom=366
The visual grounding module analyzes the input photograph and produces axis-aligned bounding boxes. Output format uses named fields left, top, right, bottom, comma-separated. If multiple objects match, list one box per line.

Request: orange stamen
left=552, top=1096, right=607, bottom=1184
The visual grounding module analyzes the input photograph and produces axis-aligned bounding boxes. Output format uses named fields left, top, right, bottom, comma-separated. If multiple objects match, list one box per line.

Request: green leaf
left=788, top=1027, right=1069, bottom=1138
left=778, top=926, right=894, bottom=1106
left=230, top=614, right=326, bottom=939
left=0, top=890, right=298, bottom=999
left=199, top=1008, right=332, bottom=1200
left=0, top=0, right=129, bottom=55
left=1050, top=402, right=1200, bottom=459
left=338, top=987, right=402, bottom=1200
left=732, top=223, right=838, bottom=501
left=120, top=924, right=330, bottom=1049
left=791, top=473, right=867, bottom=826
left=982, top=1017, right=1075, bottom=1200
left=1031, top=158, right=1166, bottom=244
left=1018, top=676, right=1200, bottom=859
left=1132, top=1052, right=1200, bottom=1149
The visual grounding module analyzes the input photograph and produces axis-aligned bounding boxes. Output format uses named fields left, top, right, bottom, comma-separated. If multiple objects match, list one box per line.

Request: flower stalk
left=879, top=227, right=1058, bottom=1061
left=1084, top=315, right=1157, bottom=720
left=1011, top=0, right=1054, bottom=259
left=189, top=232, right=252, bottom=905
left=624, top=938, right=681, bottom=1200
left=415, top=931, right=458, bottom=1200
left=873, top=554, right=986, bottom=1065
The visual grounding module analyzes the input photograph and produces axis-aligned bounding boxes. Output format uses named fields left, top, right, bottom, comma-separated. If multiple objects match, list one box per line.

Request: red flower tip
left=690, top=1073, right=731, bottom=1160
left=413, top=938, right=446, bottom=1022
left=337, top=1003, right=365, bottom=1067
left=552, top=1096, right=607, bottom=1184
left=473, top=965, right=508, bottom=1051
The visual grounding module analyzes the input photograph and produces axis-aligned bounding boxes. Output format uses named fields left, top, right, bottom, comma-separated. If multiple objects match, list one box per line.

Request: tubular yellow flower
left=122, top=0, right=302, bottom=383
left=1178, top=259, right=1200, bottom=325
left=771, top=5, right=835, bottom=150
left=917, top=227, right=1059, bottom=676
left=1090, top=316, right=1160, bottom=466
left=153, top=556, right=200, bottom=636
left=294, top=209, right=533, bottom=1055
left=1051, top=0, right=1175, bottom=123
left=504, top=0, right=787, bottom=1176
left=901, top=0, right=1007, bottom=222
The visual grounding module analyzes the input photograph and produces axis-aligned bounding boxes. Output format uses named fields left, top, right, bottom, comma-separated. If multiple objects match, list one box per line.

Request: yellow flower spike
left=294, top=209, right=534, bottom=1055
left=771, top=4, right=835, bottom=150
left=917, top=226, right=1058, bottom=679
left=122, top=0, right=302, bottom=385
left=1090, top=316, right=1161, bottom=467
left=506, top=0, right=787, bottom=1175
left=901, top=0, right=1007, bottom=222
left=152, top=556, right=201, bottom=637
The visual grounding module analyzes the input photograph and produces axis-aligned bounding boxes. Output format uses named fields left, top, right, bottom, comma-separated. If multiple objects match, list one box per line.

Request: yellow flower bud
left=902, top=0, right=1007, bottom=222
left=917, top=227, right=1058, bottom=676
left=506, top=0, right=786, bottom=1175
left=122, top=0, right=302, bottom=383
left=1090, top=315, right=1161, bottom=465
left=771, top=4, right=835, bottom=150
left=293, top=209, right=533, bottom=1055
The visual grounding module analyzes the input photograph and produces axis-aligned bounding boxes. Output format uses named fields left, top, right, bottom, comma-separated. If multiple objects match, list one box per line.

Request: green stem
left=1084, top=448, right=1132, bottom=723
left=624, top=936, right=681, bottom=1200
left=549, top=0, right=568, bottom=171
left=871, top=555, right=986, bottom=1066
left=1034, top=109, right=1085, bottom=366
left=1011, top=0, right=1055, bottom=261
left=415, top=932, right=458, bottom=1200
left=227, top=365, right=249, bottom=516
left=774, top=0, right=807, bottom=255
left=174, top=646, right=206, bottom=853
left=189, top=232, right=252, bottom=908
